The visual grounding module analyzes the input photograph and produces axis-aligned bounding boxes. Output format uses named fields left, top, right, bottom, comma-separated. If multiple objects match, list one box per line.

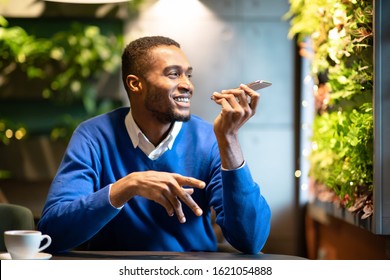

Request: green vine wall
left=285, top=0, right=373, bottom=218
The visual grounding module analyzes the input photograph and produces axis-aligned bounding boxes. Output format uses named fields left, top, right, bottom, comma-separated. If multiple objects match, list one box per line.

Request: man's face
left=142, top=45, right=194, bottom=124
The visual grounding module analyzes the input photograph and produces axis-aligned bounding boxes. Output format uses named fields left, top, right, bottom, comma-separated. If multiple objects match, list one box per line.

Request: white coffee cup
left=4, top=230, right=52, bottom=260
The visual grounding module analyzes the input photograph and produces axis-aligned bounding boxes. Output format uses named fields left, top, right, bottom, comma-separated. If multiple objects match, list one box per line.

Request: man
left=38, top=36, right=271, bottom=254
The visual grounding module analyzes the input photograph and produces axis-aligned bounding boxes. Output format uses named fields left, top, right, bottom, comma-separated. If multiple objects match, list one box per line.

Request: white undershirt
left=124, top=109, right=183, bottom=160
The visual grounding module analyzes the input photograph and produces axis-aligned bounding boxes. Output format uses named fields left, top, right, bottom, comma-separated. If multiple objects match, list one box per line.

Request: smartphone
left=210, top=80, right=272, bottom=100
left=246, top=80, right=272, bottom=91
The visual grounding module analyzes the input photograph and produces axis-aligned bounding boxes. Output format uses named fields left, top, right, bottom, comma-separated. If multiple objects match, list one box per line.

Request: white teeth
left=175, top=97, right=190, bottom=103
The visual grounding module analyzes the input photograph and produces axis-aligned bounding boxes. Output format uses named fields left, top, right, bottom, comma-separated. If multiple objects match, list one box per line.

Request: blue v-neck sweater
left=38, top=107, right=271, bottom=254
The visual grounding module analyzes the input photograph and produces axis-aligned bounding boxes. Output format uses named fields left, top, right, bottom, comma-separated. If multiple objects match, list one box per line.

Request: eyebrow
left=163, top=65, right=193, bottom=73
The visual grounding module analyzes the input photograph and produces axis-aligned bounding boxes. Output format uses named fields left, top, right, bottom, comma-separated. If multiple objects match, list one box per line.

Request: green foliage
left=309, top=104, right=373, bottom=206
left=0, top=16, right=52, bottom=80
left=286, top=0, right=373, bottom=207
left=43, top=23, right=122, bottom=103
left=285, top=0, right=373, bottom=90
left=0, top=16, right=123, bottom=143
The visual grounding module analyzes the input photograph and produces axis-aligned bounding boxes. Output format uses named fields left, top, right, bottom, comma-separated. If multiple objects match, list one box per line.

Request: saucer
left=0, top=252, right=52, bottom=260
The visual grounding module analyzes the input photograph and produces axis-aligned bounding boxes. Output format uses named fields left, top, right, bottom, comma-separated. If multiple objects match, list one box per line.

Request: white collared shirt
left=124, top=110, right=183, bottom=160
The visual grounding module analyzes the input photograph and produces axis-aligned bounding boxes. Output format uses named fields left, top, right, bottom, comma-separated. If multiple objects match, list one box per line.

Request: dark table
left=52, top=251, right=306, bottom=260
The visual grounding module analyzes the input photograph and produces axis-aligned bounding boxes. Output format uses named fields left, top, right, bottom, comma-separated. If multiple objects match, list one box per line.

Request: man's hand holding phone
left=211, top=80, right=269, bottom=133
left=211, top=80, right=271, bottom=169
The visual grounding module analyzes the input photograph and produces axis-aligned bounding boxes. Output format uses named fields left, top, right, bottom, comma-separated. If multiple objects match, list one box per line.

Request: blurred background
left=0, top=0, right=389, bottom=259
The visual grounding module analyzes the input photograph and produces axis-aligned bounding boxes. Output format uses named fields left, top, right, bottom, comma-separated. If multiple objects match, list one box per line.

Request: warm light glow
left=5, top=129, right=13, bottom=139
left=294, top=170, right=302, bottom=178
left=147, top=0, right=209, bottom=20
left=15, top=128, right=27, bottom=140
left=127, top=0, right=214, bottom=49
left=44, top=0, right=129, bottom=4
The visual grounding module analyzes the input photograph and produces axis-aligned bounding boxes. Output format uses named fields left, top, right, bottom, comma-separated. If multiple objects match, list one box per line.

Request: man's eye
left=187, top=73, right=192, bottom=79
left=168, top=72, right=179, bottom=78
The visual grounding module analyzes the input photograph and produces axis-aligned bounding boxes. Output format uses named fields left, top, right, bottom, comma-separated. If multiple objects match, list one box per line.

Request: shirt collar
left=125, top=109, right=182, bottom=152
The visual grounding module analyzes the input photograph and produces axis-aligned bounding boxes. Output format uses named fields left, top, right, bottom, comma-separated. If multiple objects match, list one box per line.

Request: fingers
left=129, top=171, right=206, bottom=223
left=211, top=84, right=260, bottom=112
left=153, top=188, right=198, bottom=223
left=174, top=174, right=206, bottom=190
left=212, top=90, right=250, bottom=122
left=211, top=89, right=245, bottom=106
left=171, top=175, right=204, bottom=221
left=165, top=188, right=200, bottom=223
left=158, top=174, right=204, bottom=223
left=240, top=84, right=260, bottom=112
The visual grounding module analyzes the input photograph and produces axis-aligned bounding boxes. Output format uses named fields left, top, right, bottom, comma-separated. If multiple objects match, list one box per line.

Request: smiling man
left=38, top=36, right=271, bottom=254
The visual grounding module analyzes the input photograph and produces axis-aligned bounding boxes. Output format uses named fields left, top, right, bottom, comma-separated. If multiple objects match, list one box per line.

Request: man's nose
left=178, top=77, right=193, bottom=91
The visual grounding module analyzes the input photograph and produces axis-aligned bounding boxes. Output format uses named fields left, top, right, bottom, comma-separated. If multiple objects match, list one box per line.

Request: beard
left=146, top=105, right=191, bottom=123
left=144, top=88, right=191, bottom=124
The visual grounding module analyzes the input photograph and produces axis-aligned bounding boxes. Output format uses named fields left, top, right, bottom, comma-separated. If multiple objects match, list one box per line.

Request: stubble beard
left=145, top=93, right=191, bottom=124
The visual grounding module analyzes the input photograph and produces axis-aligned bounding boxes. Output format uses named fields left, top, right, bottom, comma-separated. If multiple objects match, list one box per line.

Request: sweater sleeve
left=214, top=164, right=271, bottom=254
left=37, top=128, right=120, bottom=253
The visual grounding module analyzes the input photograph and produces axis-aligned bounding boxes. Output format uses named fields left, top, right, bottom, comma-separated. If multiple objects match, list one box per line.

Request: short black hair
left=121, top=36, right=181, bottom=90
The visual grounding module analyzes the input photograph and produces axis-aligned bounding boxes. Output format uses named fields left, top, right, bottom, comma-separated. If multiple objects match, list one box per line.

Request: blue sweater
left=38, top=107, right=271, bottom=254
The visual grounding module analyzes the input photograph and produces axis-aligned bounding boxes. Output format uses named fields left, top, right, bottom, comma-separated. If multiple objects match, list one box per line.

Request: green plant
left=45, top=23, right=123, bottom=140
left=309, top=104, right=373, bottom=205
left=285, top=0, right=373, bottom=216
left=0, top=16, right=53, bottom=82
left=0, top=16, right=123, bottom=143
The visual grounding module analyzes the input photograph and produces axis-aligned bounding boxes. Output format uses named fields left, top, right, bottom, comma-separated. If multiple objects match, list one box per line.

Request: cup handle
left=38, top=234, right=52, bottom=252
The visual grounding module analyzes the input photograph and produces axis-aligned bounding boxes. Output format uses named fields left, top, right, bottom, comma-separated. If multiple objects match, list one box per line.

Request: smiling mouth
left=174, top=97, right=190, bottom=103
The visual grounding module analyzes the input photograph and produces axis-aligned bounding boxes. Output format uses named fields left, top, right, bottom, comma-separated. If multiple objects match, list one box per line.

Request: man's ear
left=126, top=75, right=142, bottom=93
